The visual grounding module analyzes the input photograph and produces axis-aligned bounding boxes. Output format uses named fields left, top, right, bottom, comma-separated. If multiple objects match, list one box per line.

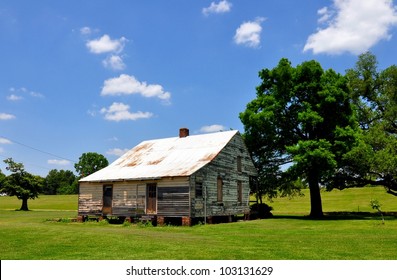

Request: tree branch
left=386, top=188, right=397, bottom=196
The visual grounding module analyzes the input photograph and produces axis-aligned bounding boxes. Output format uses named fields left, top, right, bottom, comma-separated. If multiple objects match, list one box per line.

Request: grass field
left=0, top=187, right=396, bottom=260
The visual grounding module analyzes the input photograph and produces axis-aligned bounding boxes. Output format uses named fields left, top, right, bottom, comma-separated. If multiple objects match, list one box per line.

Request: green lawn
left=0, top=187, right=396, bottom=260
left=268, top=186, right=397, bottom=214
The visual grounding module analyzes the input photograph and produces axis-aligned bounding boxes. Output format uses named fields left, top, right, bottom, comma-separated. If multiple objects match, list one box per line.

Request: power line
left=0, top=135, right=76, bottom=163
left=0, top=153, right=53, bottom=172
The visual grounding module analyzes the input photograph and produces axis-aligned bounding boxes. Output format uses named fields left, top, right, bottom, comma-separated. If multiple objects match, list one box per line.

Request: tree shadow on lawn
left=271, top=212, right=397, bottom=221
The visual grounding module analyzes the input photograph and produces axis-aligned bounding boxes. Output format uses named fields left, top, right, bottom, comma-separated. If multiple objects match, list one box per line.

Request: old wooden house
left=78, top=128, right=257, bottom=225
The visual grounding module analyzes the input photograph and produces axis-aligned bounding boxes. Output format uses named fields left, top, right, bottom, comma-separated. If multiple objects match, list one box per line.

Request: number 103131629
left=219, top=267, right=273, bottom=276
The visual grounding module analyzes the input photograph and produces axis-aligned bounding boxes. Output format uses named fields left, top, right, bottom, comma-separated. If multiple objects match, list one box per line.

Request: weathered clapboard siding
left=190, top=133, right=256, bottom=218
left=111, top=178, right=190, bottom=216
left=156, top=177, right=190, bottom=216
left=112, top=183, right=146, bottom=216
left=157, top=186, right=190, bottom=216
left=78, top=183, right=102, bottom=215
left=157, top=177, right=190, bottom=187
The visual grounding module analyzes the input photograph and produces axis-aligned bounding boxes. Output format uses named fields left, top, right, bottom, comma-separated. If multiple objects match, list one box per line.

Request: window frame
left=217, top=176, right=223, bottom=202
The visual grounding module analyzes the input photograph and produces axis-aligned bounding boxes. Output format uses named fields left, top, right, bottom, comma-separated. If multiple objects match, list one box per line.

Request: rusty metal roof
left=79, top=130, right=239, bottom=182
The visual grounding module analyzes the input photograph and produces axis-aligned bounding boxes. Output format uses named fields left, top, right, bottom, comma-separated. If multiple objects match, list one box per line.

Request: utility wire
left=0, top=153, right=53, bottom=172
left=0, top=135, right=76, bottom=163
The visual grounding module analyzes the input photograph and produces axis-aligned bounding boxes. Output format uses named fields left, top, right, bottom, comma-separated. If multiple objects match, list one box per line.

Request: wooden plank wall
left=112, top=183, right=146, bottom=216
left=78, top=183, right=102, bottom=215
left=79, top=177, right=191, bottom=217
left=190, top=133, right=257, bottom=218
left=157, top=186, right=190, bottom=217
left=157, top=177, right=190, bottom=217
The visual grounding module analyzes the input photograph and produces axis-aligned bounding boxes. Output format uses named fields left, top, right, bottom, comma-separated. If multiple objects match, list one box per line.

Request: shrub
left=250, top=203, right=273, bottom=219
left=122, top=220, right=131, bottom=227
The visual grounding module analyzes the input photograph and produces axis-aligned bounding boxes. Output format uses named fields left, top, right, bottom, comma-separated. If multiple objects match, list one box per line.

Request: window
left=217, top=176, right=223, bottom=202
left=237, top=181, right=242, bottom=203
left=195, top=182, right=203, bottom=198
left=237, top=156, right=242, bottom=172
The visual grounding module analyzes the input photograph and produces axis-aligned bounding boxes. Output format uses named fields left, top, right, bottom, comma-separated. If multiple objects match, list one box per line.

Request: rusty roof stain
left=80, top=130, right=239, bottom=182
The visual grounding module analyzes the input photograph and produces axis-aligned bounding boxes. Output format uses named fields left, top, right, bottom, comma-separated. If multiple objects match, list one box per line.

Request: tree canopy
left=240, top=58, right=357, bottom=218
left=0, top=169, right=5, bottom=189
left=334, top=52, right=397, bottom=195
left=44, top=169, right=78, bottom=195
left=0, top=158, right=43, bottom=211
left=74, top=152, right=109, bottom=178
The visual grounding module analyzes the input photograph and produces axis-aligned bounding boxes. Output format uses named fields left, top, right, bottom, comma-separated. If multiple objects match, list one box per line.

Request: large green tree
left=0, top=158, right=43, bottom=211
left=335, top=52, right=397, bottom=195
left=240, top=58, right=357, bottom=218
left=0, top=169, right=5, bottom=189
left=74, top=152, right=109, bottom=178
left=44, top=169, right=78, bottom=195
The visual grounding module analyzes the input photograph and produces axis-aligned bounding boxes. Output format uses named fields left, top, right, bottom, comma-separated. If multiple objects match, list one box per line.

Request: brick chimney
left=179, top=128, right=189, bottom=138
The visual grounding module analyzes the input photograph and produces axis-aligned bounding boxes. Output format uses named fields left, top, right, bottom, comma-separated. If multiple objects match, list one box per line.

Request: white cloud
left=7, top=94, right=23, bottom=101
left=102, top=55, right=126, bottom=71
left=100, top=102, right=153, bottom=122
left=106, top=148, right=129, bottom=156
left=0, top=137, right=12, bottom=144
left=199, top=124, right=227, bottom=133
left=87, top=104, right=99, bottom=117
left=106, top=136, right=119, bottom=142
left=101, top=74, right=171, bottom=102
left=317, top=7, right=332, bottom=24
left=87, top=109, right=96, bottom=117
left=47, top=159, right=71, bottom=166
left=234, top=17, right=266, bottom=48
left=202, top=0, right=232, bottom=16
left=84, top=32, right=127, bottom=70
left=80, top=26, right=92, bottom=35
left=30, top=91, right=44, bottom=98
left=304, top=0, right=397, bottom=55
left=0, top=113, right=16, bottom=120
left=7, top=87, right=44, bottom=99
left=86, top=34, right=127, bottom=54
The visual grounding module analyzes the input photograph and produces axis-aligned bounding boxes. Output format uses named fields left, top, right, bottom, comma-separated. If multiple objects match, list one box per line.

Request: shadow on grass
left=271, top=212, right=397, bottom=221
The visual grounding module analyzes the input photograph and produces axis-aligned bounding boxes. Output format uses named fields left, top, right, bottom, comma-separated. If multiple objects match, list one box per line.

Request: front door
left=103, top=185, right=113, bottom=215
left=146, top=183, right=157, bottom=214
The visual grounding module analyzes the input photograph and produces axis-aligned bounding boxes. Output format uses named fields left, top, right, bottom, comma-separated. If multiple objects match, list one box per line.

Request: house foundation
left=157, top=216, right=165, bottom=226
left=182, top=216, right=191, bottom=226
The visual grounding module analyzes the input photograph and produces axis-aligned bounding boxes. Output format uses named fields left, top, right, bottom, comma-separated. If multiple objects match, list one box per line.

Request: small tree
left=370, top=199, right=384, bottom=224
left=1, top=158, right=43, bottom=211
left=74, top=152, right=109, bottom=178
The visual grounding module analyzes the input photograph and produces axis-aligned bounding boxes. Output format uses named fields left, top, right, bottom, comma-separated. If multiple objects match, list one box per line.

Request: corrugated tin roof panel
left=79, top=130, right=239, bottom=182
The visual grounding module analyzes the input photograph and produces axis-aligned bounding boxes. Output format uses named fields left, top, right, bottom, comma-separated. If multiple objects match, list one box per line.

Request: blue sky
left=1, top=0, right=397, bottom=176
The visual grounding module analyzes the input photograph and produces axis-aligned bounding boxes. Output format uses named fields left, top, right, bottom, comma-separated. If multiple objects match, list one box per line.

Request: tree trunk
left=308, top=170, right=323, bottom=218
left=20, top=198, right=29, bottom=211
